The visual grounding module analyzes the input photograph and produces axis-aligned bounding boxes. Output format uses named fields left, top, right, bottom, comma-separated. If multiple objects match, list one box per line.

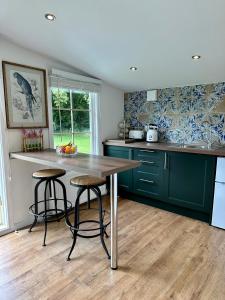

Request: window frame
left=49, top=88, right=98, bottom=154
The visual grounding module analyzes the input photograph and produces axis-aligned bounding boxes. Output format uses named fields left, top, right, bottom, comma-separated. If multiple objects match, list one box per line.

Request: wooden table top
left=10, top=149, right=140, bottom=177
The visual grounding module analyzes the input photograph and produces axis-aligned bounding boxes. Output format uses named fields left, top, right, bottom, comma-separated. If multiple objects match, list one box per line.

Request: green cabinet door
left=104, top=146, right=133, bottom=191
left=164, top=152, right=216, bottom=213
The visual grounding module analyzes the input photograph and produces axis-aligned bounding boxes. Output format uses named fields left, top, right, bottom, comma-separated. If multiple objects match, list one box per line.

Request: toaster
left=129, top=130, right=144, bottom=140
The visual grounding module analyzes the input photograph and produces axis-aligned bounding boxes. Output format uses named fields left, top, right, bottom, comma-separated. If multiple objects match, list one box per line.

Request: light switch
left=147, top=90, right=157, bottom=101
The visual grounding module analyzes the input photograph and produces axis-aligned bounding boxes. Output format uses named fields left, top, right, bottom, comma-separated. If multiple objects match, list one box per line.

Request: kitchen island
left=10, top=149, right=140, bottom=270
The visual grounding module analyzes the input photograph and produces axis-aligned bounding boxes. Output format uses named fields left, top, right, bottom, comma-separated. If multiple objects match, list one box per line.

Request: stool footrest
left=69, top=219, right=110, bottom=233
left=29, top=198, right=72, bottom=223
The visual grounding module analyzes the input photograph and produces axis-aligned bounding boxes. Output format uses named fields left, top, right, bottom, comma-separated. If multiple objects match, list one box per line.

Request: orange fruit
left=65, top=146, right=71, bottom=154
left=71, top=146, right=76, bottom=154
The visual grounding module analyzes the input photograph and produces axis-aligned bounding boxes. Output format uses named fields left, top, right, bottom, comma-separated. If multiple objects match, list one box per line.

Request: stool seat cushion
left=70, top=175, right=106, bottom=187
left=33, top=168, right=66, bottom=179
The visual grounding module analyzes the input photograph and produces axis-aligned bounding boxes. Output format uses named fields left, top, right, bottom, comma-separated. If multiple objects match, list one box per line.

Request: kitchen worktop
left=10, top=149, right=140, bottom=177
left=103, top=141, right=225, bottom=157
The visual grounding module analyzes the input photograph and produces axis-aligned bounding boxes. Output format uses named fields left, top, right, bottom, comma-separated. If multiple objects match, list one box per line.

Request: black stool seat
left=29, top=168, right=72, bottom=246
left=66, top=175, right=110, bottom=261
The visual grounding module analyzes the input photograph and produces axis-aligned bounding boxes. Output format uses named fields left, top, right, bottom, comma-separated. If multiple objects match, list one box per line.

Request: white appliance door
left=215, top=158, right=225, bottom=183
left=212, top=182, right=225, bottom=229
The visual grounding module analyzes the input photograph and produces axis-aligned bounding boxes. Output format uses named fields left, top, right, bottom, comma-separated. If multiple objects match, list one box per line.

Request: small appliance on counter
left=129, top=130, right=144, bottom=140
left=211, top=157, right=225, bottom=229
left=146, top=124, right=158, bottom=142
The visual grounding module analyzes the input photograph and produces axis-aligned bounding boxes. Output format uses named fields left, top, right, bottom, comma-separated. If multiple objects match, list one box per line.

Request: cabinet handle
left=141, top=160, right=155, bottom=164
left=164, top=152, right=167, bottom=170
left=119, top=184, right=128, bottom=188
left=140, top=150, right=155, bottom=153
left=139, top=178, right=154, bottom=184
left=128, top=149, right=133, bottom=160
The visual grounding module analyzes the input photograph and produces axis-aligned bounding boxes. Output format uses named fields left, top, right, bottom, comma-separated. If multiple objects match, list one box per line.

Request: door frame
left=0, top=75, right=14, bottom=235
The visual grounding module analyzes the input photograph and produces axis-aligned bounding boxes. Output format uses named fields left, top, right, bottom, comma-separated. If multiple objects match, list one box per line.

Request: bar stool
left=66, top=175, right=110, bottom=261
left=29, top=168, right=72, bottom=246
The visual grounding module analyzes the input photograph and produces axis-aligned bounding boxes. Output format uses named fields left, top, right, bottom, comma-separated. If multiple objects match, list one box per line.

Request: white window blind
left=49, top=69, right=101, bottom=93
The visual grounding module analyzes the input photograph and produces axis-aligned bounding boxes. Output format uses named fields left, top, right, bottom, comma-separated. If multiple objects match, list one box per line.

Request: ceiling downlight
left=130, top=66, right=138, bottom=71
left=45, top=13, right=56, bottom=21
left=192, top=55, right=201, bottom=60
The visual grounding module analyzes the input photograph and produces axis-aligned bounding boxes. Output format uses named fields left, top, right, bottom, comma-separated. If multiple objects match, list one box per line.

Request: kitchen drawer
left=133, top=170, right=162, bottom=199
left=105, top=146, right=132, bottom=158
left=134, top=149, right=163, bottom=162
left=136, top=159, right=161, bottom=175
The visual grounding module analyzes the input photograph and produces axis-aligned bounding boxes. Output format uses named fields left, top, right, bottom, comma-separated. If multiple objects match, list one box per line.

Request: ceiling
left=0, top=0, right=225, bottom=91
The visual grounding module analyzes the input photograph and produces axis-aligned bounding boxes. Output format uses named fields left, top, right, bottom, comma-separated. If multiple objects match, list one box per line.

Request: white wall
left=100, top=84, right=124, bottom=141
left=0, top=36, right=124, bottom=230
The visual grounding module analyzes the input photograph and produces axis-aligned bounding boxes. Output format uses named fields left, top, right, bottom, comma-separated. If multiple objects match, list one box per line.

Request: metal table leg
left=110, top=173, right=118, bottom=270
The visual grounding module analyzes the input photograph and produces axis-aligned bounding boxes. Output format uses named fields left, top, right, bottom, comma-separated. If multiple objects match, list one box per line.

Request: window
left=51, top=88, right=98, bottom=154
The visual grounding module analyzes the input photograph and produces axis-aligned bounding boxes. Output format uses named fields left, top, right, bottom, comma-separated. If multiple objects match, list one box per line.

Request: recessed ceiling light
left=45, top=13, right=56, bottom=21
left=192, top=55, right=201, bottom=60
left=130, top=66, right=137, bottom=71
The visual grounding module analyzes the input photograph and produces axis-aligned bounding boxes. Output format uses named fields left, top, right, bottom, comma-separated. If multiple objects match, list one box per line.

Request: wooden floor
left=1, top=198, right=225, bottom=300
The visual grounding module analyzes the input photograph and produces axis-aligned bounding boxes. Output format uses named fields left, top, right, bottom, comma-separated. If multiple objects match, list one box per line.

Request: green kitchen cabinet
left=133, top=149, right=165, bottom=200
left=104, top=145, right=216, bottom=221
left=104, top=146, right=133, bottom=191
left=164, top=152, right=216, bottom=213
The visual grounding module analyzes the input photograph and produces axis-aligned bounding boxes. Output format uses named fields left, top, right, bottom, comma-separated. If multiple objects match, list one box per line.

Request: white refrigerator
left=211, top=157, right=225, bottom=229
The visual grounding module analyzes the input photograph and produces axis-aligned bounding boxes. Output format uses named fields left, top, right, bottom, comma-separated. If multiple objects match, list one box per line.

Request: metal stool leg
left=52, top=180, right=60, bottom=222
left=67, top=200, right=78, bottom=261
left=55, top=178, right=71, bottom=227
left=93, top=187, right=110, bottom=259
left=67, top=187, right=84, bottom=261
left=87, top=188, right=91, bottom=209
left=42, top=180, right=49, bottom=246
left=29, top=179, right=42, bottom=232
left=104, top=229, right=110, bottom=239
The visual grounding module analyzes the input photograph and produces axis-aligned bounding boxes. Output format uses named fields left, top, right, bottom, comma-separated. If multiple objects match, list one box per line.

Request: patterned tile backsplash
left=124, top=82, right=225, bottom=144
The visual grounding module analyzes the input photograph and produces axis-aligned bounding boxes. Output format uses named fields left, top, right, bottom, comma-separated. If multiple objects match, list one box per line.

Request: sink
left=161, top=143, right=224, bottom=151
left=183, top=144, right=208, bottom=149
left=166, top=143, right=184, bottom=148
left=166, top=143, right=209, bottom=149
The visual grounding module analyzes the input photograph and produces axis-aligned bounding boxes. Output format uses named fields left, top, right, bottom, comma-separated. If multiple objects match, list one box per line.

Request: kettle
left=146, top=124, right=158, bottom=142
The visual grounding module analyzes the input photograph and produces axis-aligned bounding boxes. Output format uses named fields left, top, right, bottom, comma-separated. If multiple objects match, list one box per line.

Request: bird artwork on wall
left=2, top=61, right=48, bottom=129
left=13, top=72, right=37, bottom=119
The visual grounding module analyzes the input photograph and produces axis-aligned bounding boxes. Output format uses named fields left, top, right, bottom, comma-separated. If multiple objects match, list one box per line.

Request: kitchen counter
left=104, top=142, right=217, bottom=222
left=103, top=141, right=225, bottom=157
left=10, top=149, right=140, bottom=177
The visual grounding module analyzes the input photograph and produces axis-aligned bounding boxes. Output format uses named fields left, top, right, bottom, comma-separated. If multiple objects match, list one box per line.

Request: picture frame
left=2, top=61, right=49, bottom=129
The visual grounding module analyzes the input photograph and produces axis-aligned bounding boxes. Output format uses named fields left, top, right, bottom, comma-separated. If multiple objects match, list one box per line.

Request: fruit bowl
left=56, top=143, right=78, bottom=157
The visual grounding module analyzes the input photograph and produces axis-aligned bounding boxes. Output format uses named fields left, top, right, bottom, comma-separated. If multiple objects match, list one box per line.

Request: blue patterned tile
left=210, top=114, right=225, bottom=142
left=161, top=88, right=177, bottom=113
left=214, top=82, right=225, bottom=96
left=157, top=115, right=173, bottom=129
left=192, top=85, right=206, bottom=98
left=124, top=82, right=225, bottom=144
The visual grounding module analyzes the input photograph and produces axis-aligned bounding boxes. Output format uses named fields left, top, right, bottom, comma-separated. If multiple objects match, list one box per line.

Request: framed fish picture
left=2, top=61, right=48, bottom=128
